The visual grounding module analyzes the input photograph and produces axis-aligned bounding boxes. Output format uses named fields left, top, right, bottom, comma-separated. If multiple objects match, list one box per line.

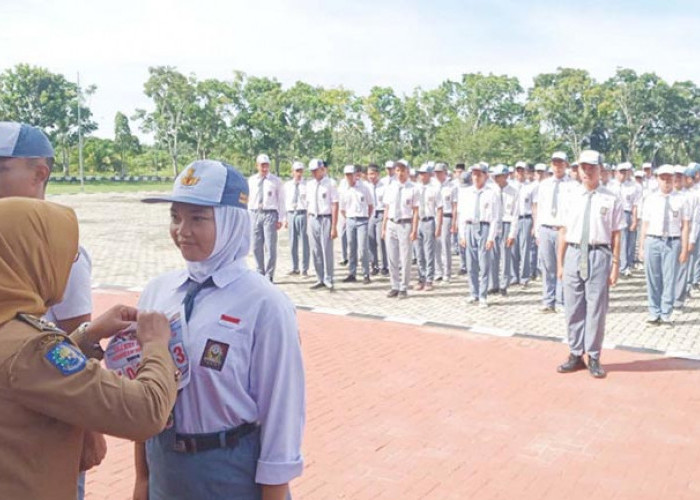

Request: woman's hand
left=85, top=305, right=138, bottom=342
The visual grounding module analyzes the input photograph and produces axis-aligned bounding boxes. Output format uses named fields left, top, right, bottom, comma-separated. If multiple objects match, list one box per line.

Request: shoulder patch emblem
left=45, top=341, right=87, bottom=376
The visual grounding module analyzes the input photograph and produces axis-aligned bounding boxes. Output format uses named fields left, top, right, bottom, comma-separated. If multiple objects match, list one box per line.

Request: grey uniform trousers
left=645, top=236, right=680, bottom=319
left=515, top=216, right=533, bottom=284
left=252, top=210, right=279, bottom=281
left=346, top=216, right=370, bottom=277
left=368, top=211, right=388, bottom=272
left=489, top=221, right=515, bottom=290
left=435, top=214, right=453, bottom=280
left=466, top=222, right=491, bottom=301
left=620, top=211, right=635, bottom=273
left=387, top=220, right=413, bottom=292
left=562, top=245, right=611, bottom=359
left=538, top=225, right=564, bottom=308
left=309, top=214, right=334, bottom=287
left=288, top=211, right=309, bottom=273
left=417, top=218, right=436, bottom=283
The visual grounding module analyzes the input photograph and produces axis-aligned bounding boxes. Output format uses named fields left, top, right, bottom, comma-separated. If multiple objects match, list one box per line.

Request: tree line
left=1, top=63, right=699, bottom=178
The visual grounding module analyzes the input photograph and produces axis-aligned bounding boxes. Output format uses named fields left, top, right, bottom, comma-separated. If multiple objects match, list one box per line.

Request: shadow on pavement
left=605, top=357, right=700, bottom=373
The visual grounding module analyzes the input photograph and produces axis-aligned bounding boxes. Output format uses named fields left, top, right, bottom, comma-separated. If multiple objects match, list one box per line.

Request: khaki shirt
left=0, top=315, right=178, bottom=500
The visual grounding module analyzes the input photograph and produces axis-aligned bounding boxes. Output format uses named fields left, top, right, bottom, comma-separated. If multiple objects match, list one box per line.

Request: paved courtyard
left=51, top=192, right=700, bottom=357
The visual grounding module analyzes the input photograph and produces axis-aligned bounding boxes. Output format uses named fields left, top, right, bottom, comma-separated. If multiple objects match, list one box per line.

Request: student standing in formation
left=340, top=165, right=374, bottom=284
left=672, top=165, right=698, bottom=310
left=639, top=164, right=690, bottom=325
left=489, top=165, right=519, bottom=296
left=367, top=164, right=389, bottom=276
left=283, top=161, right=309, bottom=277
left=248, top=154, right=285, bottom=282
left=453, top=163, right=469, bottom=275
left=455, top=163, right=501, bottom=307
left=415, top=164, right=443, bottom=291
left=533, top=152, right=571, bottom=313
left=556, top=150, right=624, bottom=379
left=382, top=159, right=419, bottom=299
left=687, top=164, right=700, bottom=291
left=512, top=161, right=535, bottom=288
left=529, top=163, right=547, bottom=281
left=609, top=162, right=642, bottom=277
left=306, top=158, right=339, bottom=291
left=434, top=163, right=457, bottom=283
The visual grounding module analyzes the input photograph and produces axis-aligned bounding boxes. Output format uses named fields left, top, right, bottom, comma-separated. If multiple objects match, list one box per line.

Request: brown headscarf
left=0, top=198, right=78, bottom=325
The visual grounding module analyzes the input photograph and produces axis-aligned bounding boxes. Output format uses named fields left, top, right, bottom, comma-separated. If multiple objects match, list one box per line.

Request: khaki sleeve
left=5, top=334, right=178, bottom=442
left=69, top=327, right=104, bottom=360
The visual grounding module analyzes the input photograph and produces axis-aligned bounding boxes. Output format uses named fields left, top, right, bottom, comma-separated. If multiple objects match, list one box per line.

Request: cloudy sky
left=2, top=0, right=699, bottom=139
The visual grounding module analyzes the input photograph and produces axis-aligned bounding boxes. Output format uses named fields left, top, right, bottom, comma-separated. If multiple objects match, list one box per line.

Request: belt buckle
left=173, top=438, right=188, bottom=453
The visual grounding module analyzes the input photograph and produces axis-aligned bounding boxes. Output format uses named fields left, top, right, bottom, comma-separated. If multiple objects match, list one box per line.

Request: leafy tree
left=114, top=111, right=140, bottom=176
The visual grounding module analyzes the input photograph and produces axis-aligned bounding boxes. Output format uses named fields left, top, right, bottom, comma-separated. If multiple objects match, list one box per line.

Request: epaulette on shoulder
left=16, top=314, right=64, bottom=334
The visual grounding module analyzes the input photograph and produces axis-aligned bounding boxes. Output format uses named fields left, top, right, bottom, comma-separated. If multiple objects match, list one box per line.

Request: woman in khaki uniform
left=0, top=197, right=179, bottom=500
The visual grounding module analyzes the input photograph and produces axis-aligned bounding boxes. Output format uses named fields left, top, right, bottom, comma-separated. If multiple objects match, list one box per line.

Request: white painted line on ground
left=127, top=286, right=144, bottom=293
left=383, top=316, right=427, bottom=326
left=470, top=325, right=514, bottom=337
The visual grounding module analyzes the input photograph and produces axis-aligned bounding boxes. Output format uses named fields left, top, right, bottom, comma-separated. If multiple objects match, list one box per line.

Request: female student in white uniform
left=135, top=160, right=305, bottom=500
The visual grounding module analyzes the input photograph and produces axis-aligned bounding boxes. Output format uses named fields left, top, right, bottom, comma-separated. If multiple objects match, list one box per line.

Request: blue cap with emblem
left=142, top=159, right=248, bottom=209
left=0, top=122, right=54, bottom=158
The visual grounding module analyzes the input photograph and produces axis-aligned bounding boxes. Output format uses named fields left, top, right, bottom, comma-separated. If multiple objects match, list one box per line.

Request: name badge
left=673, top=210, right=679, bottom=218
left=600, top=207, right=608, bottom=215
left=200, top=339, right=230, bottom=371
left=322, top=193, right=327, bottom=199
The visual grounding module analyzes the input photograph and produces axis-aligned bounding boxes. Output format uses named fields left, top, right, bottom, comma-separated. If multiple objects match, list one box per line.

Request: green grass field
left=47, top=181, right=173, bottom=195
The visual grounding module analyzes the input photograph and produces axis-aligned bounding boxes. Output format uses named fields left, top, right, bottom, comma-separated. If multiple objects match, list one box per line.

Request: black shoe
left=435, top=276, right=443, bottom=282
left=381, top=269, right=389, bottom=276
left=363, top=276, right=371, bottom=284
left=588, top=357, right=606, bottom=378
left=340, top=260, right=349, bottom=266
left=371, top=268, right=379, bottom=276
left=310, top=282, right=325, bottom=290
left=398, top=291, right=408, bottom=299
left=287, top=270, right=300, bottom=276
left=387, top=289, right=399, bottom=298
left=557, top=354, right=587, bottom=373
left=499, top=288, right=508, bottom=297
left=342, top=275, right=357, bottom=283
left=301, top=271, right=309, bottom=277
left=459, top=268, right=467, bottom=275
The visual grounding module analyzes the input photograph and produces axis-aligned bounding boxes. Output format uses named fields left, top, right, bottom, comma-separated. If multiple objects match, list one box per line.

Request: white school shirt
left=368, top=180, right=385, bottom=210
left=642, top=190, right=690, bottom=237
left=610, top=179, right=642, bottom=212
left=44, top=246, right=92, bottom=323
left=439, top=181, right=458, bottom=215
left=248, top=173, right=286, bottom=221
left=306, top=176, right=339, bottom=216
left=533, top=175, right=572, bottom=228
left=283, top=179, right=308, bottom=212
left=138, top=264, right=305, bottom=485
left=383, top=180, right=420, bottom=220
left=681, top=188, right=700, bottom=243
left=417, top=182, right=443, bottom=218
left=455, top=185, right=501, bottom=242
left=512, top=180, right=534, bottom=215
left=562, top=184, right=625, bottom=245
left=341, top=180, right=373, bottom=217
left=496, top=183, right=520, bottom=239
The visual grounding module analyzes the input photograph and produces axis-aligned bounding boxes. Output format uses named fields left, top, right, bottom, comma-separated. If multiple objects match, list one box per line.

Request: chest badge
left=200, top=339, right=230, bottom=371
left=600, top=207, right=608, bottom=215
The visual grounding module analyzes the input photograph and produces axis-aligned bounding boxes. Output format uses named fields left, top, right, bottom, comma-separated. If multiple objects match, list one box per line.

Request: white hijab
left=186, top=206, right=251, bottom=282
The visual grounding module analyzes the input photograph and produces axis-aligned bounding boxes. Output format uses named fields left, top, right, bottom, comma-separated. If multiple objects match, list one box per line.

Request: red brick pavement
left=86, top=290, right=700, bottom=499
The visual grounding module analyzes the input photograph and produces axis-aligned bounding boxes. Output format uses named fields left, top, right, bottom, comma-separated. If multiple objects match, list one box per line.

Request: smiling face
left=169, top=202, right=217, bottom=261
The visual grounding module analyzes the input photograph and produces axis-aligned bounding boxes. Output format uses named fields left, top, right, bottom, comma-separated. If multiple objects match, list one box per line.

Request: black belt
left=443, top=213, right=453, bottom=218
left=541, top=224, right=561, bottom=230
left=519, top=214, right=532, bottom=219
left=624, top=210, right=632, bottom=213
left=568, top=243, right=611, bottom=250
left=311, top=214, right=332, bottom=218
left=420, top=217, right=435, bottom=222
left=174, top=422, right=258, bottom=454
left=391, top=218, right=412, bottom=224
left=647, top=235, right=680, bottom=241
left=288, top=210, right=307, bottom=215
left=374, top=210, right=384, bottom=216
left=348, top=216, right=369, bottom=220
left=466, top=221, right=490, bottom=226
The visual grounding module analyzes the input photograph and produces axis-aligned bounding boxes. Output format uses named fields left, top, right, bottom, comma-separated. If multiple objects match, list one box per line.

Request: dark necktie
left=293, top=182, right=299, bottom=209
left=183, top=277, right=215, bottom=322
left=257, top=176, right=265, bottom=207
left=552, top=180, right=560, bottom=217
left=662, top=195, right=671, bottom=236
left=474, top=190, right=482, bottom=224
left=579, top=191, right=594, bottom=280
